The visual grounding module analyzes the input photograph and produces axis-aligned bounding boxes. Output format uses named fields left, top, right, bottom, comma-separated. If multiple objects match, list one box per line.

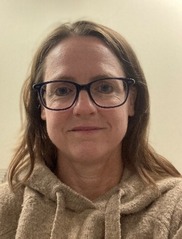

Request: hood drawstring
left=50, top=189, right=122, bottom=239
left=105, top=189, right=122, bottom=239
left=51, top=192, right=65, bottom=239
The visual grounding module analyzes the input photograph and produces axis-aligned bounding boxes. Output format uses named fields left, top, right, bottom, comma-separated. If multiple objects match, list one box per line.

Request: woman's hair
left=8, top=20, right=181, bottom=189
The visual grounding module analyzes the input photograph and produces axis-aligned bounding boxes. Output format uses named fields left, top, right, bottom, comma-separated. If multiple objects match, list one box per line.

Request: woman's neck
left=56, top=154, right=124, bottom=200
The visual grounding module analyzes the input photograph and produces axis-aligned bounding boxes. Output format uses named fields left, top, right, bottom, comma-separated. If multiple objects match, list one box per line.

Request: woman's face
left=41, top=36, right=135, bottom=164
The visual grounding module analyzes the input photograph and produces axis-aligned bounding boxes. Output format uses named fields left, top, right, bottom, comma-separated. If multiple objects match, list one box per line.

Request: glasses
left=33, top=77, right=135, bottom=111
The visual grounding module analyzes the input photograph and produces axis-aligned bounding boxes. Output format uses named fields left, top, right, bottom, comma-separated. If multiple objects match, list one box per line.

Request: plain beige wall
left=0, top=0, right=182, bottom=171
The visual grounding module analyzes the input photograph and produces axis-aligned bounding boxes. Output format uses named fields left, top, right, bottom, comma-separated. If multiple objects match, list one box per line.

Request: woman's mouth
left=69, top=126, right=105, bottom=133
left=71, top=126, right=102, bottom=131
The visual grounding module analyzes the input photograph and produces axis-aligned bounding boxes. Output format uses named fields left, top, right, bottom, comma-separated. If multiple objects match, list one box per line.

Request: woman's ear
left=128, top=87, right=137, bottom=117
left=41, top=107, right=46, bottom=120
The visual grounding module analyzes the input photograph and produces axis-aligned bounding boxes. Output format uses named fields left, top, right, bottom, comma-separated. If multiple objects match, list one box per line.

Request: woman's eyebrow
left=46, top=75, right=75, bottom=82
left=91, top=73, right=124, bottom=81
left=46, top=73, right=123, bottom=82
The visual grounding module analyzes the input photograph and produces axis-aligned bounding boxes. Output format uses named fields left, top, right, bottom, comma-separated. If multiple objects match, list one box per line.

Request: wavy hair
left=8, top=20, right=181, bottom=189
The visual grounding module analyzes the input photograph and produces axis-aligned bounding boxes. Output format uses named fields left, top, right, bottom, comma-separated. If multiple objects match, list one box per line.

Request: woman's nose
left=73, top=90, right=97, bottom=116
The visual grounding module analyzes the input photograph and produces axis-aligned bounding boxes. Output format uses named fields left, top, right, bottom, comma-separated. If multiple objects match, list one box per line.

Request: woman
left=0, top=20, right=182, bottom=239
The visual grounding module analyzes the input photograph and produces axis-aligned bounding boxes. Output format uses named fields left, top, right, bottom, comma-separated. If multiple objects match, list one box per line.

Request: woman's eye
left=54, top=87, right=72, bottom=96
left=97, top=84, right=114, bottom=94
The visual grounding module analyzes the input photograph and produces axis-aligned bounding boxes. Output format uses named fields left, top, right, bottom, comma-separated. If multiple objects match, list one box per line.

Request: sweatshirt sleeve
left=169, top=182, right=182, bottom=239
left=0, top=183, right=23, bottom=239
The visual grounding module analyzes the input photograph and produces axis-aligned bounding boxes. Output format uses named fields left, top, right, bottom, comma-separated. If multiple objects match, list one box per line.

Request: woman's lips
left=69, top=126, right=105, bottom=132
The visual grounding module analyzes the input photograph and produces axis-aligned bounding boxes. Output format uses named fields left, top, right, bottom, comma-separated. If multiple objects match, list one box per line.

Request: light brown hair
left=8, top=20, right=181, bottom=189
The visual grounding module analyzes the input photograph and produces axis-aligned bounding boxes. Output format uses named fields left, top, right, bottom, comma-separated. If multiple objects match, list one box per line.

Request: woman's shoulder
left=155, top=177, right=182, bottom=219
left=0, top=182, right=24, bottom=202
left=0, top=182, right=24, bottom=237
left=157, top=176, right=182, bottom=197
left=156, top=177, right=182, bottom=237
left=0, top=182, right=25, bottom=214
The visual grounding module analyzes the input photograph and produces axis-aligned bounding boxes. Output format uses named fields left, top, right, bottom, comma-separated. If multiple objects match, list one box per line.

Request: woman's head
left=22, top=20, right=149, bottom=171
left=9, top=20, right=180, bottom=189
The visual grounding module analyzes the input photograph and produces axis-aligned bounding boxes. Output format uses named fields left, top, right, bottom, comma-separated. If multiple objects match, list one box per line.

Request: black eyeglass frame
left=33, top=77, right=135, bottom=111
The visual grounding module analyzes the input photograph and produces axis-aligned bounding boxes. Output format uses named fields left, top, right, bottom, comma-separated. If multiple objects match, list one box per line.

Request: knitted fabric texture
left=0, top=161, right=182, bottom=239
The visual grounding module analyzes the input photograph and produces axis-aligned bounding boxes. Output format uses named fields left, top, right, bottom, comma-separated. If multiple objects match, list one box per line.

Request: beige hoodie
left=0, top=161, right=182, bottom=239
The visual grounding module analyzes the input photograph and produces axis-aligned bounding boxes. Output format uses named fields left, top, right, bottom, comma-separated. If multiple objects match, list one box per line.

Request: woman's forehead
left=44, top=36, right=124, bottom=81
